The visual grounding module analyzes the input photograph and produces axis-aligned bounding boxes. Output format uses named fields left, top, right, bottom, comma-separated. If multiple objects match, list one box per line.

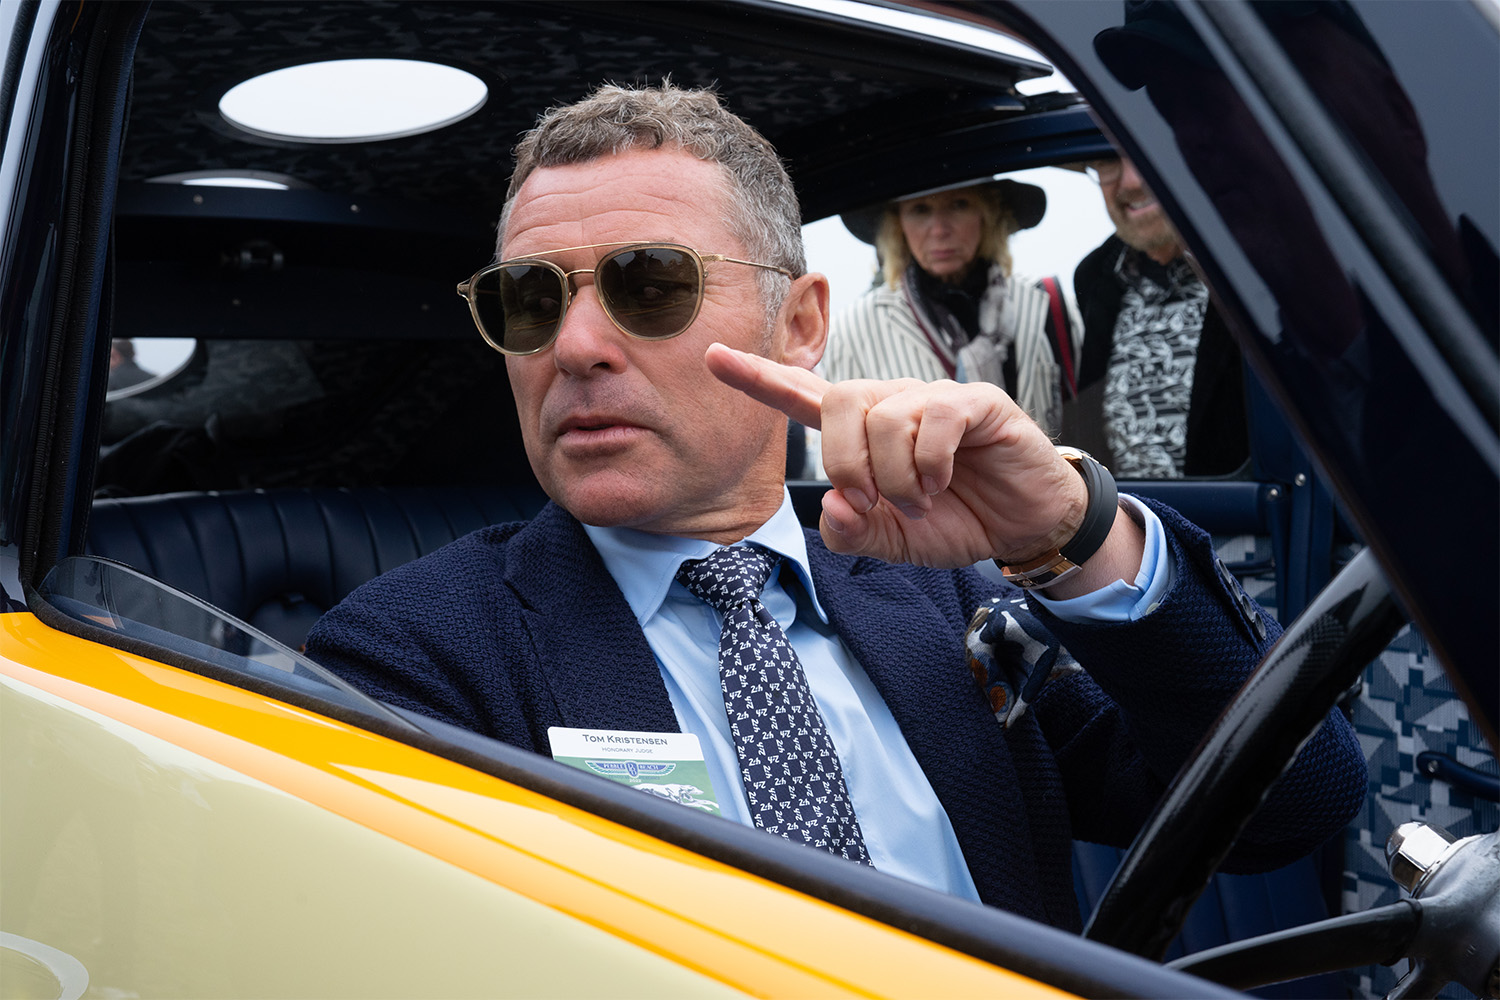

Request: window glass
left=40, top=555, right=421, bottom=733
left=1258, top=0, right=1498, bottom=345
left=96, top=338, right=526, bottom=497
left=106, top=337, right=195, bottom=397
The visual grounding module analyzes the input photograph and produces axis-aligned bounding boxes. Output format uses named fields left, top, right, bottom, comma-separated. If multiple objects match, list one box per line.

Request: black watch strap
left=1058, top=448, right=1117, bottom=567
left=997, top=447, right=1119, bottom=591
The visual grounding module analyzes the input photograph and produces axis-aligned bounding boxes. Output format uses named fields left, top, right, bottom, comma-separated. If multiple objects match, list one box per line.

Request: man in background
left=1071, top=155, right=1248, bottom=478
left=107, top=338, right=152, bottom=392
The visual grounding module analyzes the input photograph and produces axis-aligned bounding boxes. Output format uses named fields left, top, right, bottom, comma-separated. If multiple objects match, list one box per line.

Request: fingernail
left=898, top=503, right=927, bottom=520
left=824, top=511, right=846, bottom=534
left=844, top=488, right=873, bottom=513
left=921, top=475, right=940, bottom=495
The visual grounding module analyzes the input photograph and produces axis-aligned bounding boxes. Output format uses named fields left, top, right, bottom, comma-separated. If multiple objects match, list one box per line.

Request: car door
left=993, top=1, right=1498, bottom=995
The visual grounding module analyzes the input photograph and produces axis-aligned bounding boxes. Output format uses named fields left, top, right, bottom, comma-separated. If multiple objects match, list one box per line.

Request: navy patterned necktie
left=676, top=545, right=871, bottom=864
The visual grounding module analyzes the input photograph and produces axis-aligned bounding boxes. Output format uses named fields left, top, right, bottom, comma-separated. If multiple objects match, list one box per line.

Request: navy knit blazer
left=306, top=498, right=1365, bottom=930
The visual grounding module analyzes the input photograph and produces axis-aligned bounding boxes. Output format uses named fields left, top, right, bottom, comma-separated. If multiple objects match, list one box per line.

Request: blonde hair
left=874, top=185, right=1015, bottom=288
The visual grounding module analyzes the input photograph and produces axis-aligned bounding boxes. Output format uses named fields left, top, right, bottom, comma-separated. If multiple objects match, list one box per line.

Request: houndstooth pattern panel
left=1216, top=533, right=1496, bottom=1000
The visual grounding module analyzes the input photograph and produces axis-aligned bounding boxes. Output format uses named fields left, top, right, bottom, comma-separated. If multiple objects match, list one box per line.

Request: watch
left=997, top=447, right=1119, bottom=591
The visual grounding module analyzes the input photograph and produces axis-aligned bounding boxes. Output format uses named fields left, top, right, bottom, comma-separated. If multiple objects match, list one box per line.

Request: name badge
left=548, top=727, right=722, bottom=816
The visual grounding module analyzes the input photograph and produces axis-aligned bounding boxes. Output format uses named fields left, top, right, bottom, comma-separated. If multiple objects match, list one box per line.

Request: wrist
left=997, top=447, right=1119, bottom=591
left=1001, top=474, right=1088, bottom=567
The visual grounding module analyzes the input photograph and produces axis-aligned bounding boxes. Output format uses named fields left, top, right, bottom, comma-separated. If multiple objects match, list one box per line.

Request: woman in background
left=824, top=179, right=1080, bottom=438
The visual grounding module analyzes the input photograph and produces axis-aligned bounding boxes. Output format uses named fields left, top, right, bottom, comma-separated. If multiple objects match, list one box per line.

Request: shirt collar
left=582, top=489, right=828, bottom=626
left=1113, top=241, right=1196, bottom=292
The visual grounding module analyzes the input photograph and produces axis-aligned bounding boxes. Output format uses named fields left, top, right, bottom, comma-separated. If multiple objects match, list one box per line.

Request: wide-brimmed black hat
left=839, top=177, right=1047, bottom=246
left=1093, top=0, right=1214, bottom=91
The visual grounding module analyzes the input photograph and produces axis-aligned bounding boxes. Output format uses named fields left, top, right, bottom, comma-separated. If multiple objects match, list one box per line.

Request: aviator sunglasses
left=457, top=241, right=793, bottom=356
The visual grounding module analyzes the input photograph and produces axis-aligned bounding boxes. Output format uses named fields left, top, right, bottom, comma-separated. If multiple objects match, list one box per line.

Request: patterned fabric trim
left=1342, top=620, right=1496, bottom=999
left=1218, top=534, right=1495, bottom=1000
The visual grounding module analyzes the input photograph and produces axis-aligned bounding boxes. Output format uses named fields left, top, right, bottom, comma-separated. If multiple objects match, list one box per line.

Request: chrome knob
left=1386, top=821, right=1459, bottom=896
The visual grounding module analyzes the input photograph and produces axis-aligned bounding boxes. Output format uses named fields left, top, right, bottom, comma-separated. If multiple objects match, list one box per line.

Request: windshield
left=38, top=555, right=421, bottom=734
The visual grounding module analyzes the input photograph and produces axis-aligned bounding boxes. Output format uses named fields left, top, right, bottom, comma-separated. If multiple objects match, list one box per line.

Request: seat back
left=86, top=485, right=549, bottom=649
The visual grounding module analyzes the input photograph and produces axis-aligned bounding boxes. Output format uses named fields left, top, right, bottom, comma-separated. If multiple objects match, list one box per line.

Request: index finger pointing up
left=705, top=343, right=828, bottom=430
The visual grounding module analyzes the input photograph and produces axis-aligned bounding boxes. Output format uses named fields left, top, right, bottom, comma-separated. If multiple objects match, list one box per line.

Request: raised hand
left=706, top=343, right=1106, bottom=566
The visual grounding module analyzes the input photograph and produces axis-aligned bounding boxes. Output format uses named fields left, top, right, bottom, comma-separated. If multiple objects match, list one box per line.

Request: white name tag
left=548, top=727, right=722, bottom=816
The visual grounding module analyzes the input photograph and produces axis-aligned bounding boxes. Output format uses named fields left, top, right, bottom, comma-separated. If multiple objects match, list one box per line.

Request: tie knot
left=676, top=545, right=780, bottom=612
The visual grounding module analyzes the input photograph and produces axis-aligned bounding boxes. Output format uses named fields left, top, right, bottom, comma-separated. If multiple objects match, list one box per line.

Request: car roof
left=123, top=0, right=1060, bottom=224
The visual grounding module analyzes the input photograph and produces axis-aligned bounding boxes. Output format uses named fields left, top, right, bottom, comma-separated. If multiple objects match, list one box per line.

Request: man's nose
left=1117, top=158, right=1146, bottom=190
left=551, top=278, right=628, bottom=375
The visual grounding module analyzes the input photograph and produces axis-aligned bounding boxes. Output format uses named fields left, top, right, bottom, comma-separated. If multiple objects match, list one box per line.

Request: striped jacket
left=823, top=272, right=1081, bottom=437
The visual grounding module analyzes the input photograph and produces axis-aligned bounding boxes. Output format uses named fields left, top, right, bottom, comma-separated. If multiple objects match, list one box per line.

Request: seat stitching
left=434, top=489, right=460, bottom=541
left=357, top=491, right=384, bottom=574
left=121, top=503, right=157, bottom=577
left=174, top=494, right=219, bottom=603
left=314, top=492, right=337, bottom=603
left=269, top=491, right=293, bottom=602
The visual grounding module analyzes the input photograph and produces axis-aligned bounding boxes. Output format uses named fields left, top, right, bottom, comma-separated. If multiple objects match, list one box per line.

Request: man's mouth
left=1119, top=195, right=1159, bottom=217
left=555, top=414, right=650, bottom=446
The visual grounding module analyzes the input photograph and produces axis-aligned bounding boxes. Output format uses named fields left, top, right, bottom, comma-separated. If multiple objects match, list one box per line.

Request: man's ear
left=775, top=272, right=830, bottom=371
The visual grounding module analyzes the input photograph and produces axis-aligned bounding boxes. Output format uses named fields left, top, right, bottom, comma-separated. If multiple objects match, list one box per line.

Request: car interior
left=15, top=1, right=1492, bottom=997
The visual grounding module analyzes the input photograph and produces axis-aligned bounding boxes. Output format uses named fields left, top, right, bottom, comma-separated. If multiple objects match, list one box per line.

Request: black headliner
left=122, top=0, right=1053, bottom=222
left=114, top=0, right=1105, bottom=347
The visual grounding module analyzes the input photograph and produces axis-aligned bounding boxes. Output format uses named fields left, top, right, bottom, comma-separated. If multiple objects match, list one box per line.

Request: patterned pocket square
left=965, top=596, right=1082, bottom=728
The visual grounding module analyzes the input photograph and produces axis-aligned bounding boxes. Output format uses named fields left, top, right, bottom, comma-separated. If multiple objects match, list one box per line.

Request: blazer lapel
left=806, top=538, right=1052, bottom=911
left=503, top=504, right=680, bottom=739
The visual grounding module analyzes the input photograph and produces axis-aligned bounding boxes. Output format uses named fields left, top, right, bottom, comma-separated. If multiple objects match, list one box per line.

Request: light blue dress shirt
left=583, top=491, right=1168, bottom=899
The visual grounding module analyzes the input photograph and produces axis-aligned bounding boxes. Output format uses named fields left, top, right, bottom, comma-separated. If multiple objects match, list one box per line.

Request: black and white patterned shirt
left=1103, top=249, right=1209, bottom=479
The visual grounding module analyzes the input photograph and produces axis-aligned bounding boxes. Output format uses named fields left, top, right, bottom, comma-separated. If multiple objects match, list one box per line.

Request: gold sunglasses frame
left=456, top=241, right=793, bottom=356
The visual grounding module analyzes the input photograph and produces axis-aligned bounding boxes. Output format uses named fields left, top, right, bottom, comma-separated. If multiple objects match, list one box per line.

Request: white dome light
left=219, top=59, right=487, bottom=143
left=147, top=170, right=307, bottom=190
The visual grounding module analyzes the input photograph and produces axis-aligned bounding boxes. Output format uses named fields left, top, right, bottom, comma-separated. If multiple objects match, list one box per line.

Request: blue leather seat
left=87, top=486, right=549, bottom=650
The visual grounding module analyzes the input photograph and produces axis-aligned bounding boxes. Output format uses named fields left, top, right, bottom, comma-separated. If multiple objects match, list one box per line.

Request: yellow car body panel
left=1, top=611, right=1073, bottom=999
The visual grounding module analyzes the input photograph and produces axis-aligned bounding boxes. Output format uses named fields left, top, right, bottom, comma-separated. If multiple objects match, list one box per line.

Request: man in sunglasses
left=308, top=83, right=1362, bottom=928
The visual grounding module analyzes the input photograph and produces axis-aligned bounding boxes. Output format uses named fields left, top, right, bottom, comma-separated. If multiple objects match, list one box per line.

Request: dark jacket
left=306, top=499, right=1364, bottom=929
left=1071, top=235, right=1250, bottom=476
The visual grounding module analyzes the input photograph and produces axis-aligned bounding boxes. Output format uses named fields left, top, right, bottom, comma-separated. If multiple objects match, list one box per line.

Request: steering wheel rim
left=1082, top=546, right=1407, bottom=958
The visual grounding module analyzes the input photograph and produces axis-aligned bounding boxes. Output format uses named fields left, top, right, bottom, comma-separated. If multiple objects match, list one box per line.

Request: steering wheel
left=1081, top=547, right=1500, bottom=999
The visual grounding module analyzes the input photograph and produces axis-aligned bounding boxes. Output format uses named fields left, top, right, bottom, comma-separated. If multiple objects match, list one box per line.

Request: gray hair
left=498, top=82, right=803, bottom=331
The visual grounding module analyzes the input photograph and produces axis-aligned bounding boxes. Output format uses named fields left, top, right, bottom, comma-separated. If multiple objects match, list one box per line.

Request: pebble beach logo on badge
left=586, top=760, right=676, bottom=780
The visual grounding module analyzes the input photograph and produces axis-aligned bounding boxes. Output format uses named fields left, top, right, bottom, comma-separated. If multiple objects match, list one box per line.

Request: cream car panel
left=1, top=672, right=745, bottom=999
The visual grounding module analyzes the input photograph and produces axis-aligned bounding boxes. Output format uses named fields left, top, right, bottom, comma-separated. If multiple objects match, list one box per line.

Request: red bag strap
left=1040, top=276, right=1077, bottom=398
